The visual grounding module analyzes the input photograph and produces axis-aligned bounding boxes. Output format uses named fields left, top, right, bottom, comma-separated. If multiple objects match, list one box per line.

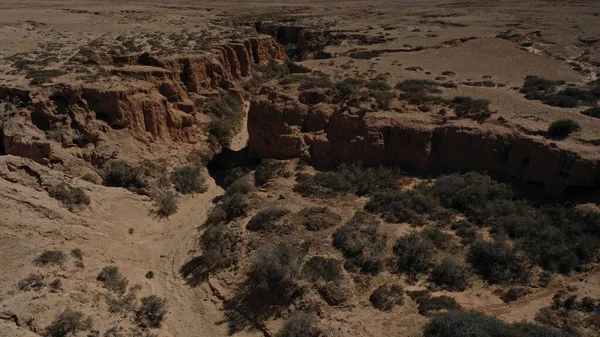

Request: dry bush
left=302, top=256, right=342, bottom=283
left=246, top=207, right=290, bottom=232
left=369, top=284, right=404, bottom=311
left=394, top=231, right=437, bottom=278
left=170, top=165, right=207, bottom=194
left=154, top=191, right=178, bottom=218
left=97, top=266, right=128, bottom=294
left=45, top=309, right=93, bottom=337
left=546, top=119, right=580, bottom=140
left=48, top=183, right=90, bottom=209
left=429, top=257, right=469, bottom=291
left=298, top=206, right=342, bottom=231
left=276, top=312, right=323, bottom=337
left=136, top=295, right=168, bottom=328
left=468, top=240, right=531, bottom=285
left=407, top=290, right=461, bottom=316
left=34, top=250, right=66, bottom=266
left=18, top=274, right=45, bottom=291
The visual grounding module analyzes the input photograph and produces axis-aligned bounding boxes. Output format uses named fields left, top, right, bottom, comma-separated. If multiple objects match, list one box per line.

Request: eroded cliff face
left=0, top=36, right=285, bottom=163
left=248, top=90, right=600, bottom=194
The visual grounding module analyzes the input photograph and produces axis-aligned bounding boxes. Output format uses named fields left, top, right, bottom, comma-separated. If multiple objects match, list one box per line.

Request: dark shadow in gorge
left=206, top=146, right=260, bottom=188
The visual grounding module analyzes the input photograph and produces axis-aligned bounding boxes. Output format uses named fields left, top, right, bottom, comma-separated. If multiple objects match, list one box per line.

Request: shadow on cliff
left=206, top=146, right=260, bottom=188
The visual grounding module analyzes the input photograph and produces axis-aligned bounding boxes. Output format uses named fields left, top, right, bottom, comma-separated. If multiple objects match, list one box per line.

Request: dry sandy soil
left=0, top=1, right=599, bottom=337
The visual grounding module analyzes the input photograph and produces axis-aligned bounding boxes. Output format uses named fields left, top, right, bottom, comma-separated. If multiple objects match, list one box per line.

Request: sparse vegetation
left=536, top=291, right=600, bottom=337
left=104, top=160, right=168, bottom=195
left=430, top=257, right=469, bottom=291
left=35, top=250, right=66, bottom=266
left=246, top=207, right=290, bottom=232
left=298, top=206, right=342, bottom=231
left=97, top=266, right=129, bottom=294
left=369, top=284, right=404, bottom=311
left=468, top=240, right=531, bottom=285
left=18, top=273, right=45, bottom=291
left=136, top=295, right=168, bottom=328
left=247, top=243, right=304, bottom=304
left=276, top=312, right=323, bottom=337
left=546, top=119, right=581, bottom=140
left=170, top=165, right=207, bottom=194
left=154, top=191, right=178, bottom=217
left=333, top=211, right=387, bottom=274
left=48, top=183, right=90, bottom=209
left=424, top=311, right=572, bottom=337
left=45, top=309, right=93, bottom=337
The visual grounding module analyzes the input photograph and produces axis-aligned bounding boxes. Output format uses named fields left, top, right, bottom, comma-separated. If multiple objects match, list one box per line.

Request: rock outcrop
left=248, top=90, right=600, bottom=194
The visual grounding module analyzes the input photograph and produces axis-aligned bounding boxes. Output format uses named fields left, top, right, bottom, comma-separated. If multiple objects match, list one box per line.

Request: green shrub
left=365, top=189, right=438, bottom=225
left=393, top=232, right=437, bottom=277
left=369, top=284, right=404, bottom=311
left=581, top=107, right=600, bottom=118
left=246, top=207, right=290, bottom=232
left=136, top=295, right=167, bottom=328
left=430, top=257, right=469, bottom=291
left=333, top=211, right=387, bottom=274
left=154, top=191, right=178, bottom=217
left=34, top=250, right=66, bottom=266
left=170, top=165, right=207, bottom=194
left=298, top=206, right=342, bottom=231
left=18, top=273, right=45, bottom=291
left=45, top=309, right=93, bottom=337
left=97, top=266, right=128, bottom=294
left=248, top=243, right=304, bottom=304
left=48, top=183, right=90, bottom=208
left=276, top=312, right=323, bottom=337
left=302, top=256, right=342, bottom=283
left=408, top=290, right=461, bottom=316
left=254, top=159, right=288, bottom=186
left=546, top=119, right=580, bottom=140
left=468, top=240, right=531, bottom=285
left=201, top=224, right=238, bottom=270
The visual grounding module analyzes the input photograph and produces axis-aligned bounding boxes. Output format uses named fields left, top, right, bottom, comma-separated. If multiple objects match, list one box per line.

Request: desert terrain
left=0, top=1, right=599, bottom=337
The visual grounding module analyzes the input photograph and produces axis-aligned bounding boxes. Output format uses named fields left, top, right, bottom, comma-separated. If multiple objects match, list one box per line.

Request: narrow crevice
left=0, top=127, right=6, bottom=155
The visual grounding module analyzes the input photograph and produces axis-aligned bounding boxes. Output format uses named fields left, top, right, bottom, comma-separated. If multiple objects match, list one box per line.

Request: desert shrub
left=254, top=159, right=288, bottom=186
left=302, top=256, right=342, bottom=283
left=200, top=95, right=243, bottom=146
left=18, top=273, right=45, bottom=291
left=541, top=95, right=579, bottom=108
left=248, top=243, right=304, bottom=304
left=170, top=165, right=207, bottom=194
left=48, top=183, right=90, bottom=208
left=280, top=73, right=333, bottom=90
left=423, top=311, right=512, bottom=337
left=513, top=322, right=576, bottom=337
left=555, top=87, right=597, bottom=104
left=396, top=79, right=455, bottom=94
left=498, top=287, right=532, bottom=303
left=294, top=164, right=398, bottom=197
left=430, top=257, right=469, bottom=291
left=277, top=312, right=323, bottom=337
left=393, top=232, right=437, bottom=277
left=136, top=295, right=167, bottom=328
left=186, top=148, right=214, bottom=166
left=225, top=176, right=254, bottom=195
left=334, top=77, right=366, bottom=97
left=70, top=248, right=83, bottom=261
left=349, top=50, right=382, bottom=59
left=365, top=80, right=391, bottom=91
left=451, top=96, right=492, bottom=122
left=298, top=206, right=342, bottom=231
left=333, top=211, right=387, bottom=274
left=468, top=240, right=531, bottom=285
left=154, top=191, right=178, bottom=217
left=219, top=192, right=248, bottom=220
left=45, top=309, right=93, bottom=337
left=104, top=160, right=146, bottom=191
left=246, top=207, right=290, bottom=232
left=205, top=207, right=228, bottom=226
left=430, top=173, right=513, bottom=222
left=319, top=282, right=349, bottom=306
left=422, top=227, right=455, bottom=250
left=107, top=285, right=140, bottom=313
left=535, top=291, right=600, bottom=337
left=581, top=107, right=600, bottom=118
left=369, top=284, right=404, bottom=311
left=520, top=76, right=562, bottom=94
left=408, top=290, right=461, bottom=316
left=451, top=220, right=478, bottom=244
left=97, top=266, right=128, bottom=294
left=369, top=89, right=396, bottom=109
left=35, top=250, right=66, bottom=266
left=365, top=189, right=438, bottom=225
left=546, top=119, right=580, bottom=140
left=201, top=224, right=238, bottom=270
left=262, top=60, right=289, bottom=79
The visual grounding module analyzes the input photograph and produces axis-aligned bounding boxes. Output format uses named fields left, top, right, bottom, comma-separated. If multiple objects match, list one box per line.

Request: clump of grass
left=45, top=309, right=93, bottom=337
left=34, top=250, right=66, bottom=266
left=246, top=207, right=290, bottom=232
left=546, top=119, right=580, bottom=140
left=154, top=191, right=178, bottom=218
left=369, top=284, right=404, bottom=311
left=47, top=183, right=90, bottom=209
left=298, top=206, right=342, bottom=231
left=97, top=266, right=129, bottom=294
left=136, top=295, right=168, bottom=328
